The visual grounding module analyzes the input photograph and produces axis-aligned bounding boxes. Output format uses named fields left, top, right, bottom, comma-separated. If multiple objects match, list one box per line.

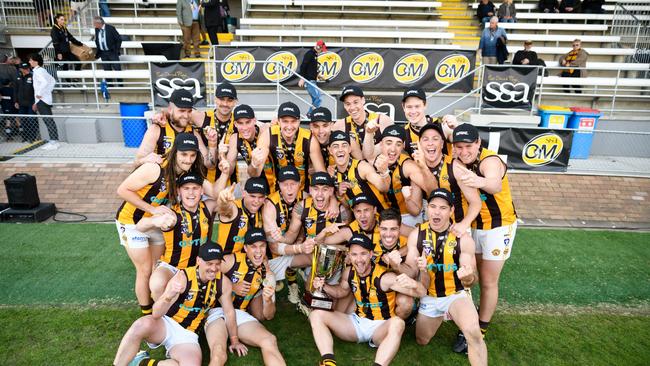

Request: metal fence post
left=92, top=62, right=100, bottom=109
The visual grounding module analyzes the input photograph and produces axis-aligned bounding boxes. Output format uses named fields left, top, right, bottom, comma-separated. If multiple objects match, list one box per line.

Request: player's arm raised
left=248, top=128, right=270, bottom=178
left=216, top=184, right=238, bottom=220
left=358, top=159, right=391, bottom=192
left=400, top=226, right=422, bottom=278
left=117, top=163, right=173, bottom=216
left=457, top=232, right=479, bottom=288
left=134, top=124, right=162, bottom=167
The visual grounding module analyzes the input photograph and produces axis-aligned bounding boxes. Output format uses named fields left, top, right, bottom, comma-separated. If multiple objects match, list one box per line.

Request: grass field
left=0, top=223, right=649, bottom=365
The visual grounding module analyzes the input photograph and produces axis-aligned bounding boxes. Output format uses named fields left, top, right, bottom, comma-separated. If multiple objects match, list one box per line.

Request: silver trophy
left=304, top=244, right=347, bottom=310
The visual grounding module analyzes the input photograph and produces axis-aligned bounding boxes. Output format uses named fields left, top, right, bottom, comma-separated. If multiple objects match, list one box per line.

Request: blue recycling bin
left=567, top=107, right=602, bottom=159
left=538, top=105, right=573, bottom=129
left=119, top=102, right=150, bottom=148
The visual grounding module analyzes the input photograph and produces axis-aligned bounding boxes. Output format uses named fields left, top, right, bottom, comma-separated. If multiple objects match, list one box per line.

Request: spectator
left=477, top=0, right=496, bottom=25
left=98, top=0, right=111, bottom=17
left=33, top=0, right=51, bottom=28
left=478, top=17, right=508, bottom=65
left=498, top=0, right=517, bottom=23
left=93, top=16, right=123, bottom=86
left=582, top=0, right=604, bottom=13
left=202, top=0, right=229, bottom=46
left=14, top=63, right=38, bottom=142
left=0, top=56, right=17, bottom=86
left=28, top=53, right=60, bottom=149
left=177, top=0, right=202, bottom=58
left=51, top=13, right=83, bottom=71
left=1, top=78, right=17, bottom=140
left=560, top=39, right=588, bottom=93
left=298, top=40, right=326, bottom=116
left=560, top=0, right=581, bottom=13
left=513, top=40, right=547, bottom=67
left=539, top=0, right=560, bottom=13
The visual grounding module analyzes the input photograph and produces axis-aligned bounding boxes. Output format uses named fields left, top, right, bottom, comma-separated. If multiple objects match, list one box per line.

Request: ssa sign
left=481, top=66, right=538, bottom=110
left=151, top=62, right=206, bottom=107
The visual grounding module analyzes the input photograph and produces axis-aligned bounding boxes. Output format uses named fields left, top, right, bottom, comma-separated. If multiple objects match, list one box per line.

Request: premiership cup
left=304, top=244, right=347, bottom=310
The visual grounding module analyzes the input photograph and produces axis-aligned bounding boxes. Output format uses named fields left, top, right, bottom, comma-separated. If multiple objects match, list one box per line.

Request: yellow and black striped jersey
left=216, top=199, right=263, bottom=255
left=156, top=123, right=193, bottom=156
left=166, top=266, right=222, bottom=332
left=416, top=222, right=464, bottom=297
left=470, top=148, right=517, bottom=230
left=161, top=202, right=213, bottom=269
left=386, top=153, right=412, bottom=214
left=348, top=263, right=396, bottom=320
left=115, top=164, right=168, bottom=225
left=437, top=155, right=469, bottom=224
left=268, top=124, right=312, bottom=193
left=300, top=196, right=339, bottom=239
left=334, top=159, right=390, bottom=211
left=344, top=112, right=380, bottom=146
left=225, top=252, right=266, bottom=311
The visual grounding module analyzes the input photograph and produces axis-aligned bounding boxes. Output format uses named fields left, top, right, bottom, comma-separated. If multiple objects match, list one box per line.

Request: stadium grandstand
left=0, top=0, right=649, bottom=365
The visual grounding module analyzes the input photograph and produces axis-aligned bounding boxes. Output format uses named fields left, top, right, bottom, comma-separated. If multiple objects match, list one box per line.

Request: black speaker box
left=1, top=203, right=56, bottom=222
left=4, top=173, right=40, bottom=209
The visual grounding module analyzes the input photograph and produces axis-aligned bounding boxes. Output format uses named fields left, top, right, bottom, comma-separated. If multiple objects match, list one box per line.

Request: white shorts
left=348, top=313, right=385, bottom=346
left=401, top=213, right=423, bottom=228
left=146, top=315, right=198, bottom=358
left=155, top=260, right=179, bottom=275
left=418, top=291, right=470, bottom=319
left=116, top=220, right=165, bottom=248
left=205, top=308, right=258, bottom=328
left=472, top=221, right=517, bottom=261
left=269, top=255, right=295, bottom=281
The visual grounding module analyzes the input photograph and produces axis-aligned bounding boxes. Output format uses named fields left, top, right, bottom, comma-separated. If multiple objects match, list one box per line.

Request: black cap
left=277, top=102, right=300, bottom=118
left=310, top=107, right=332, bottom=123
left=348, top=233, right=373, bottom=251
left=381, top=125, right=406, bottom=141
left=177, top=171, right=204, bottom=186
left=452, top=123, right=479, bottom=143
left=216, top=82, right=237, bottom=99
left=245, top=228, right=267, bottom=245
left=311, top=172, right=335, bottom=187
left=278, top=166, right=300, bottom=182
left=175, top=132, right=200, bottom=151
left=427, top=188, right=453, bottom=205
left=244, top=177, right=269, bottom=194
left=329, top=130, right=350, bottom=145
left=169, top=89, right=195, bottom=109
left=339, top=85, right=364, bottom=101
left=418, top=122, right=445, bottom=139
left=234, top=104, right=255, bottom=120
left=402, top=87, right=427, bottom=102
left=19, top=62, right=30, bottom=69
left=199, top=240, right=223, bottom=261
left=351, top=194, right=373, bottom=207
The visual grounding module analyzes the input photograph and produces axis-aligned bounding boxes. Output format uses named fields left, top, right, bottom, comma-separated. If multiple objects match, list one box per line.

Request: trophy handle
left=308, top=243, right=320, bottom=293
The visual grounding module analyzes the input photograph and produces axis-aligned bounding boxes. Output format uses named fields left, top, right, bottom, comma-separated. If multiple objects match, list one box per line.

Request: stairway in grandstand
left=439, top=0, right=481, bottom=47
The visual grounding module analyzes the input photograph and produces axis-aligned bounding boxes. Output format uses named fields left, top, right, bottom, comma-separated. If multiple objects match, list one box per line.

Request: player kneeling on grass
left=204, top=228, right=286, bottom=366
left=403, top=188, right=487, bottom=366
left=308, top=234, right=425, bottom=366
left=113, top=240, right=245, bottom=366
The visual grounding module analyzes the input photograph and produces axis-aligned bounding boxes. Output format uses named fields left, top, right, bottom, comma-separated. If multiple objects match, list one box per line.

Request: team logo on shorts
left=503, top=247, right=510, bottom=256
left=492, top=249, right=501, bottom=257
left=221, top=51, right=256, bottom=82
left=263, top=51, right=298, bottom=82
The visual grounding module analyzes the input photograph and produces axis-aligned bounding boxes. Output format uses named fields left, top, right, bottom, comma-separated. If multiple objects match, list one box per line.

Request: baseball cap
left=452, top=123, right=480, bottom=143
left=199, top=240, right=223, bottom=261
left=244, top=177, right=269, bottom=194
left=19, top=62, right=30, bottom=69
left=339, top=85, right=364, bottom=101
left=381, top=125, right=406, bottom=141
left=351, top=194, right=373, bottom=208
left=329, top=130, right=350, bottom=145
left=169, top=89, right=195, bottom=109
left=277, top=166, right=300, bottom=182
left=418, top=122, right=445, bottom=139
left=277, top=102, right=300, bottom=119
left=427, top=188, right=453, bottom=205
left=234, top=104, right=255, bottom=120
left=316, top=40, right=327, bottom=52
left=216, top=82, right=237, bottom=99
left=310, top=172, right=335, bottom=187
left=175, top=132, right=200, bottom=151
left=177, top=171, right=204, bottom=186
left=244, top=228, right=267, bottom=245
left=402, top=87, right=426, bottom=102
left=310, top=107, right=332, bottom=123
left=348, top=233, right=373, bottom=251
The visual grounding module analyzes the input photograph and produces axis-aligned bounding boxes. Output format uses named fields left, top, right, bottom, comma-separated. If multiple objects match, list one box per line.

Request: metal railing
left=0, top=0, right=97, bottom=35
left=611, top=1, right=650, bottom=62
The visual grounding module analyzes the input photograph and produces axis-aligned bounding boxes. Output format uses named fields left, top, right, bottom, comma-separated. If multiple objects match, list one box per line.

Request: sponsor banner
left=481, top=66, right=538, bottom=110
left=336, top=94, right=406, bottom=122
left=214, top=46, right=476, bottom=92
left=151, top=62, right=206, bottom=107
left=477, top=127, right=573, bottom=172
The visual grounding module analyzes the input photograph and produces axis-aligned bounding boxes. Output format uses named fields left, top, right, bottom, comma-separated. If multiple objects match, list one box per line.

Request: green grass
left=0, top=224, right=649, bottom=365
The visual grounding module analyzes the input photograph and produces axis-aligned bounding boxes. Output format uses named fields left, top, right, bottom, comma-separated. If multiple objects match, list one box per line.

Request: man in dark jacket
left=539, top=0, right=560, bottom=13
left=51, top=13, right=83, bottom=71
left=477, top=0, right=496, bottom=25
left=560, top=0, right=581, bottom=13
left=298, top=40, right=325, bottom=116
left=582, top=0, right=604, bottom=13
left=202, top=0, right=228, bottom=45
left=13, top=63, right=39, bottom=142
left=93, top=16, right=123, bottom=86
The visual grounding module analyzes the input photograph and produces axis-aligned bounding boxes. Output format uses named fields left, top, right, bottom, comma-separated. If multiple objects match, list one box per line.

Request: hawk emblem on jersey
left=350, top=281, right=357, bottom=294
left=492, top=249, right=501, bottom=257
left=159, top=177, right=167, bottom=193
left=279, top=213, right=286, bottom=226
left=305, top=218, right=314, bottom=229
left=276, top=148, right=285, bottom=160
left=185, top=291, right=195, bottom=301
left=181, top=220, right=190, bottom=235
left=231, top=272, right=243, bottom=283
left=163, top=136, right=173, bottom=151
left=422, top=240, right=433, bottom=256
left=238, top=216, right=247, bottom=229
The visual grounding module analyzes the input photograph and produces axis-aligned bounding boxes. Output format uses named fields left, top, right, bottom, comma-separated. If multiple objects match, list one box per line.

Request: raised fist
left=251, top=147, right=267, bottom=169
left=374, top=154, right=389, bottom=174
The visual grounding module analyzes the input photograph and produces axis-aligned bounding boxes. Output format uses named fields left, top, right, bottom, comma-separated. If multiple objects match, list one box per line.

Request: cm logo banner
left=214, top=46, right=476, bottom=91
left=476, top=127, right=573, bottom=172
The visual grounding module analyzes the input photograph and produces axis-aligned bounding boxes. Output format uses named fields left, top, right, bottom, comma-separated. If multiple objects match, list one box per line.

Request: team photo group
left=112, top=79, right=517, bottom=366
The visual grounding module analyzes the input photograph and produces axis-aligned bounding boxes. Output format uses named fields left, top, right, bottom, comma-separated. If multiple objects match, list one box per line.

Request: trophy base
left=304, top=292, right=334, bottom=311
